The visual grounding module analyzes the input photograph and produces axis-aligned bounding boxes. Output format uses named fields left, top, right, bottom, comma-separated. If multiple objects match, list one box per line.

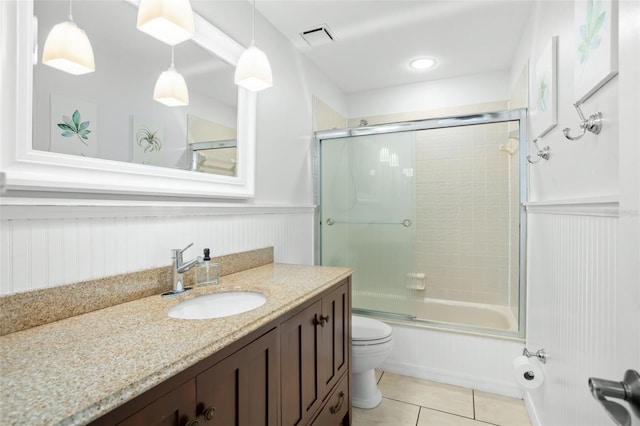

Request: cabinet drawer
left=311, top=373, right=349, bottom=426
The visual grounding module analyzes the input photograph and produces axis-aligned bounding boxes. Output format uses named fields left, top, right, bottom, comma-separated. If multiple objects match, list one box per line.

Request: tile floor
left=352, top=371, right=532, bottom=426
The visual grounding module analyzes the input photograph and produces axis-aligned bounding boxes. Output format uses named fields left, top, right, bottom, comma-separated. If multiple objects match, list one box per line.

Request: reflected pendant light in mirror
left=42, top=0, right=95, bottom=75
left=137, top=0, right=195, bottom=46
left=234, top=0, right=273, bottom=92
left=154, top=46, right=189, bottom=106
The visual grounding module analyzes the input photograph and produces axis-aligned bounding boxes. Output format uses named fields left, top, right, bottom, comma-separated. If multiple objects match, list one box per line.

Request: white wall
left=520, top=1, right=640, bottom=425
left=347, top=70, right=510, bottom=119
left=513, top=0, right=619, bottom=201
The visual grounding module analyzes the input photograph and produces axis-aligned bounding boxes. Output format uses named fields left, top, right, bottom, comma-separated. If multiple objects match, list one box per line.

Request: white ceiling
left=253, top=0, right=535, bottom=93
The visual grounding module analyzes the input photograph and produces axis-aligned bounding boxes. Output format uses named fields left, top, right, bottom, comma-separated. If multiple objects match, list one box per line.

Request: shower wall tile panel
left=414, top=122, right=518, bottom=305
left=526, top=206, right=622, bottom=426
left=0, top=206, right=314, bottom=295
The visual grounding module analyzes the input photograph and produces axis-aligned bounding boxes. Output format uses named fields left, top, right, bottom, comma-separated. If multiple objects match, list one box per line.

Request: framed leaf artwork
left=131, top=116, right=164, bottom=166
left=531, top=36, right=558, bottom=138
left=574, top=0, right=618, bottom=102
left=50, top=94, right=98, bottom=158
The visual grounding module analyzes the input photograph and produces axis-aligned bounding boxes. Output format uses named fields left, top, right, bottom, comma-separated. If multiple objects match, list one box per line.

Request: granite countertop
left=0, top=263, right=352, bottom=426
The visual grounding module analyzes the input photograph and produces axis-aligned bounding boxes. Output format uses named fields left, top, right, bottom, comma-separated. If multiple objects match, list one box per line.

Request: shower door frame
left=315, top=109, right=528, bottom=339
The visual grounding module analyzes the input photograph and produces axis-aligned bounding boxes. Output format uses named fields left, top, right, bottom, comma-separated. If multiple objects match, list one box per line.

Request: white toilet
left=351, top=315, right=393, bottom=409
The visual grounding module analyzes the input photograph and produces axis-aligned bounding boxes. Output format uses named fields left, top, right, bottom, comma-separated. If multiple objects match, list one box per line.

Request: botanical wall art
left=132, top=116, right=164, bottom=166
left=574, top=0, right=618, bottom=102
left=531, top=36, right=558, bottom=138
left=50, top=94, right=98, bottom=158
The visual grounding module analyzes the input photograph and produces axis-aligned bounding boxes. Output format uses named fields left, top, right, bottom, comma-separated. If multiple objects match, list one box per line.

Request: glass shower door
left=320, top=132, right=416, bottom=317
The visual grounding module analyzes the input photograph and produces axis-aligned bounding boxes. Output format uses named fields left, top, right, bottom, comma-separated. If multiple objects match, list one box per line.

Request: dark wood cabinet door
left=117, top=379, right=196, bottom=426
left=318, top=281, right=350, bottom=396
left=196, top=328, right=279, bottom=426
left=280, top=299, right=322, bottom=426
left=196, top=330, right=280, bottom=426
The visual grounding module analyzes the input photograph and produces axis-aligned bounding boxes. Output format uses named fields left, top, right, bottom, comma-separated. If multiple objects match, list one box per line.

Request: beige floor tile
left=352, top=397, right=420, bottom=426
left=378, top=372, right=474, bottom=418
left=474, top=390, right=531, bottom=426
left=418, top=407, right=487, bottom=426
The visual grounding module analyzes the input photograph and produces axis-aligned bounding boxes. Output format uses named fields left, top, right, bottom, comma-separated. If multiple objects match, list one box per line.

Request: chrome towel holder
left=563, top=102, right=603, bottom=141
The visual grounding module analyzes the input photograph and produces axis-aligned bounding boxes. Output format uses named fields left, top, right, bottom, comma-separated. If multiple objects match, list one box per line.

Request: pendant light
left=137, top=0, right=195, bottom=46
left=153, top=47, right=189, bottom=106
left=234, top=0, right=273, bottom=92
left=42, top=0, right=95, bottom=75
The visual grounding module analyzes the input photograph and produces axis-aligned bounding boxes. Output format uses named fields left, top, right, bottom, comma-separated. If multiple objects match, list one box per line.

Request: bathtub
left=353, top=291, right=519, bottom=334
left=414, top=297, right=518, bottom=332
left=353, top=291, right=524, bottom=398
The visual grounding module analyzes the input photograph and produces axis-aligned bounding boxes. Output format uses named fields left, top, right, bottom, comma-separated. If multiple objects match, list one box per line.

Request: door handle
left=588, top=370, right=640, bottom=426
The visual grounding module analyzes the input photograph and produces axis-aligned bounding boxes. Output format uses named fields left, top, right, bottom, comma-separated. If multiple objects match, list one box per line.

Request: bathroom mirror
left=187, top=114, right=237, bottom=176
left=1, top=0, right=256, bottom=199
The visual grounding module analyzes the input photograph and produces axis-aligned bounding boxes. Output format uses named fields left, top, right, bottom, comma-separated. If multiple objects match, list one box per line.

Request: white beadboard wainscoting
left=0, top=200, right=315, bottom=295
left=381, top=323, right=525, bottom=398
left=525, top=200, right=630, bottom=426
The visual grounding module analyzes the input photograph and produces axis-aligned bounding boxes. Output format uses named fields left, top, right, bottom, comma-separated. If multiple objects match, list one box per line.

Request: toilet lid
left=352, top=315, right=392, bottom=341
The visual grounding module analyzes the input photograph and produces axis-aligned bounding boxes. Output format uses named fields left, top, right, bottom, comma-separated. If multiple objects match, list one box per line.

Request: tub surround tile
left=378, top=372, right=474, bottom=418
left=0, top=247, right=273, bottom=336
left=474, top=390, right=532, bottom=425
left=0, top=263, right=352, bottom=425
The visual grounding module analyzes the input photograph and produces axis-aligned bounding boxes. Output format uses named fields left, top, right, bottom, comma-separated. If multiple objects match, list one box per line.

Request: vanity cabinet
left=195, top=328, right=279, bottom=425
left=93, top=277, right=351, bottom=426
left=116, top=379, right=196, bottom=426
left=281, top=280, right=351, bottom=426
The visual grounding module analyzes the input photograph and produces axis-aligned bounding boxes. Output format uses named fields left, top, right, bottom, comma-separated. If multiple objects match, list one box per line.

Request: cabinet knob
left=320, top=314, right=330, bottom=326
left=203, top=406, right=216, bottom=421
left=186, top=420, right=200, bottom=426
left=313, top=314, right=331, bottom=327
left=329, top=391, right=345, bottom=414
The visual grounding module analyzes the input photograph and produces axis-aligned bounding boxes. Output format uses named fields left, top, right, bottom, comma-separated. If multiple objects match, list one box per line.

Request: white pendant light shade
left=42, top=20, right=95, bottom=75
left=154, top=65, right=189, bottom=106
left=137, top=0, right=195, bottom=46
left=234, top=43, right=273, bottom=92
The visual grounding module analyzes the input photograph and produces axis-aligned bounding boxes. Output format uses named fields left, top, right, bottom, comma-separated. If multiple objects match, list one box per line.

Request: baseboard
left=524, top=393, right=541, bottom=426
left=380, top=359, right=524, bottom=399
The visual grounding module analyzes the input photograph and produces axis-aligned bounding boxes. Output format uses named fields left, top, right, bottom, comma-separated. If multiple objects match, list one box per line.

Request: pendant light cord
left=171, top=46, right=175, bottom=68
left=68, top=0, right=73, bottom=21
left=251, top=0, right=256, bottom=44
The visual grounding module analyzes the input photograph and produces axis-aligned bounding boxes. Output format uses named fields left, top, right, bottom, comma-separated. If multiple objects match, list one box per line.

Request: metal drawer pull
left=203, top=406, right=216, bottom=421
left=330, top=391, right=345, bottom=414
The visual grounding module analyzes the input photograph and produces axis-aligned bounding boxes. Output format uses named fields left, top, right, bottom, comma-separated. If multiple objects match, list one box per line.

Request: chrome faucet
left=162, top=243, right=201, bottom=297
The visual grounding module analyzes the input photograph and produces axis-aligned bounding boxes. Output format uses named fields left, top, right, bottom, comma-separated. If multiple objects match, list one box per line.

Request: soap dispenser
left=195, top=248, right=219, bottom=286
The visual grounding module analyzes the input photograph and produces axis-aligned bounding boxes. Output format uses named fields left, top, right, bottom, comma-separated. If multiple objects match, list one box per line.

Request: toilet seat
left=352, top=315, right=392, bottom=346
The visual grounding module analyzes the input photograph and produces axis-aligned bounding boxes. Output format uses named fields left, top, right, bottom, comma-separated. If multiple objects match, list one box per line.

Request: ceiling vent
left=300, top=24, right=335, bottom=47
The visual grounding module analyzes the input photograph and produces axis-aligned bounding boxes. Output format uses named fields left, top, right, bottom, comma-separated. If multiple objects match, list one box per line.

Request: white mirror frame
left=0, top=0, right=257, bottom=199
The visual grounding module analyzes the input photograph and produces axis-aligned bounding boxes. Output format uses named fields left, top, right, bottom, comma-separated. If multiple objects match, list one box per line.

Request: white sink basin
left=168, top=291, right=267, bottom=320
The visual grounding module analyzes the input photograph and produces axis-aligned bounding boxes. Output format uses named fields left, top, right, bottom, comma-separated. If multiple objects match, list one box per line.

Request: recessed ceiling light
left=409, top=57, right=437, bottom=70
